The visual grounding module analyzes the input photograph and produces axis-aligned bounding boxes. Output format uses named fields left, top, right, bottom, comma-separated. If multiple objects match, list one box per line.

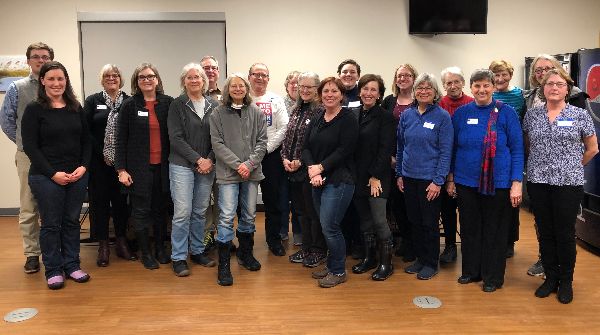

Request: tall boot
left=372, top=239, right=394, bottom=281
left=136, top=230, right=159, bottom=270
left=96, top=240, right=110, bottom=267
left=236, top=231, right=261, bottom=271
left=217, top=241, right=233, bottom=286
left=115, top=236, right=138, bottom=261
left=352, top=233, right=377, bottom=274
left=154, top=226, right=170, bottom=264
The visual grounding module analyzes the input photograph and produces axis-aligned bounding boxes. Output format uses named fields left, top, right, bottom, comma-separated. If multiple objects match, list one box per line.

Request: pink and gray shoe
left=67, top=270, right=91, bottom=283
left=47, top=275, right=65, bottom=290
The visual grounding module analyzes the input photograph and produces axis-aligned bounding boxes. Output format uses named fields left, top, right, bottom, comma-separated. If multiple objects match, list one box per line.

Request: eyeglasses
left=251, top=73, right=269, bottom=79
left=103, top=74, right=120, bottom=79
left=138, top=74, right=157, bottom=81
left=29, top=55, right=51, bottom=61
left=396, top=74, right=414, bottom=79
left=444, top=80, right=462, bottom=87
left=534, top=67, right=555, bottom=75
left=299, top=85, right=317, bottom=90
left=544, top=82, right=568, bottom=88
left=415, top=86, right=433, bottom=92
left=186, top=75, right=202, bottom=81
left=202, top=66, right=218, bottom=71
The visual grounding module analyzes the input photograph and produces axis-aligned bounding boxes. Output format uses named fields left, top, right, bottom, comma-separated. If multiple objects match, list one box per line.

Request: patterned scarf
left=102, top=90, right=124, bottom=165
left=478, top=101, right=502, bottom=195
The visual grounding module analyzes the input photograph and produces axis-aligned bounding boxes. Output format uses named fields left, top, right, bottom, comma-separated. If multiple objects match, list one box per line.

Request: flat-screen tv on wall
left=409, top=0, right=488, bottom=34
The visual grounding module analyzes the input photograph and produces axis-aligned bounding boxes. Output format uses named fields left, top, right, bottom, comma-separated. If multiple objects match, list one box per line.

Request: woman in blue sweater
left=446, top=69, right=524, bottom=293
left=396, top=73, right=453, bottom=280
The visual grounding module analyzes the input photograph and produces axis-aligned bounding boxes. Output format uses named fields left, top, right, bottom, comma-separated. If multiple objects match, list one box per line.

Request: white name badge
left=348, top=101, right=361, bottom=108
left=138, top=111, right=148, bottom=117
left=467, top=118, right=478, bottom=125
left=96, top=104, right=107, bottom=110
left=557, top=120, right=574, bottom=127
left=423, top=122, right=435, bottom=129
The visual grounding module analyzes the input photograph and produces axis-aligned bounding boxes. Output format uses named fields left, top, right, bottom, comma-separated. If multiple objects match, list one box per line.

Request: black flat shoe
left=482, top=283, right=497, bottom=292
left=457, top=275, right=482, bottom=284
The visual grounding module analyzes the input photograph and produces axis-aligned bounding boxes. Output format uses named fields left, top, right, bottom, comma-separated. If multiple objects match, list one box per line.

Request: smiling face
left=41, top=68, right=66, bottom=100
left=534, top=59, right=556, bottom=86
left=183, top=68, right=204, bottom=96
left=201, top=58, right=219, bottom=88
left=27, top=48, right=52, bottom=76
left=359, top=80, right=381, bottom=109
left=443, top=73, right=465, bottom=99
left=102, top=70, right=121, bottom=94
left=248, top=64, right=269, bottom=95
left=395, top=66, right=415, bottom=92
left=137, top=67, right=158, bottom=94
left=471, top=79, right=494, bottom=106
left=320, top=81, right=343, bottom=110
left=286, top=76, right=299, bottom=101
left=415, top=81, right=435, bottom=105
left=298, top=77, right=317, bottom=102
left=339, top=64, right=359, bottom=89
left=543, top=73, right=569, bottom=104
left=228, top=77, right=247, bottom=105
left=493, top=70, right=512, bottom=92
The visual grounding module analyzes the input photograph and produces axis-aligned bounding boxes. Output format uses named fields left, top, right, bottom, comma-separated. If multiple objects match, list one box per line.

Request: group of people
left=1, top=43, right=597, bottom=305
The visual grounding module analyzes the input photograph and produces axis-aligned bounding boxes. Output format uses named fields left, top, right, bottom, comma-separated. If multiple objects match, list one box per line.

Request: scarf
left=102, top=90, right=124, bottom=165
left=478, top=101, right=502, bottom=195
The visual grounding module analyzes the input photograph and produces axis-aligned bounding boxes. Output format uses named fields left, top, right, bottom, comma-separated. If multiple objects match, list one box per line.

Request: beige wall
left=0, top=0, right=599, bottom=208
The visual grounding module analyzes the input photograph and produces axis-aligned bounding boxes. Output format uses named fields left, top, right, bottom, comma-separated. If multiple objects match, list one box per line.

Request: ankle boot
left=154, top=228, right=170, bottom=264
left=136, top=230, right=159, bottom=270
left=558, top=280, right=573, bottom=304
left=236, top=231, right=261, bottom=271
left=96, top=240, right=110, bottom=267
left=115, top=236, right=137, bottom=261
left=352, top=233, right=377, bottom=274
left=217, top=241, right=233, bottom=286
left=372, top=239, right=394, bottom=281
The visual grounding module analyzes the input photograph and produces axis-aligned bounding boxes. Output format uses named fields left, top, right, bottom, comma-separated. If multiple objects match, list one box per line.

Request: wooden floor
left=2, top=211, right=600, bottom=334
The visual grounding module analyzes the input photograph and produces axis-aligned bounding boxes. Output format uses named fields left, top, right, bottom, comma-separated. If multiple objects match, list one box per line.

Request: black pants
left=88, top=158, right=129, bottom=240
left=456, top=184, right=511, bottom=287
left=388, top=171, right=412, bottom=245
left=527, top=183, right=582, bottom=282
left=290, top=180, right=326, bottom=252
left=440, top=190, right=457, bottom=245
left=130, top=164, right=168, bottom=243
left=260, top=147, right=284, bottom=246
left=508, top=207, right=520, bottom=244
left=354, top=196, right=391, bottom=240
left=403, top=177, right=441, bottom=269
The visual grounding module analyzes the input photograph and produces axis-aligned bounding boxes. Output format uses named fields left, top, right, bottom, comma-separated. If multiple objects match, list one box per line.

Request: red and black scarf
left=478, top=100, right=503, bottom=195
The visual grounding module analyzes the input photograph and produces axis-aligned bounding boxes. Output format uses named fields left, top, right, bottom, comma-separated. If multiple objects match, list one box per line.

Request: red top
left=439, top=94, right=474, bottom=117
left=146, top=100, right=161, bottom=164
left=393, top=103, right=411, bottom=121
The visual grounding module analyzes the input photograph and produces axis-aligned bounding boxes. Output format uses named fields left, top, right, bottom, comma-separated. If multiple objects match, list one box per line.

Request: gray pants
left=354, top=196, right=391, bottom=240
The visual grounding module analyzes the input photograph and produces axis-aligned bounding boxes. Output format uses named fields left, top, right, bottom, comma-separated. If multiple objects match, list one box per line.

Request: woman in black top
left=352, top=74, right=396, bottom=280
left=84, top=64, right=135, bottom=267
left=22, top=61, right=92, bottom=290
left=302, top=77, right=359, bottom=288
left=115, top=63, right=174, bottom=270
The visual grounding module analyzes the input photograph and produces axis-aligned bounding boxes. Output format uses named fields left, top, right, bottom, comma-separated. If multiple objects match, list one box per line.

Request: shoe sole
left=417, top=272, right=438, bottom=280
left=318, top=277, right=347, bottom=288
left=527, top=271, right=545, bottom=277
left=175, top=270, right=190, bottom=277
left=24, top=268, right=40, bottom=274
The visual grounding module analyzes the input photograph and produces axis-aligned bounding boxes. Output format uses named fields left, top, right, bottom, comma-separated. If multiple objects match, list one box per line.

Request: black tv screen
left=409, top=0, right=488, bottom=34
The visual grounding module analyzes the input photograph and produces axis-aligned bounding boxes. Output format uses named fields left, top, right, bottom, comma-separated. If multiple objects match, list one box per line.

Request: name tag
left=423, top=122, right=435, bottom=129
left=138, top=111, right=148, bottom=117
left=467, top=118, right=478, bottom=125
left=305, top=119, right=311, bottom=125
left=96, top=104, right=107, bottom=110
left=348, top=101, right=361, bottom=108
left=557, top=118, right=574, bottom=127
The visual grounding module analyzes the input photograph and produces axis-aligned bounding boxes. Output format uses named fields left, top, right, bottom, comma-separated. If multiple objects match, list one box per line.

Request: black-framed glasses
left=203, top=66, right=219, bottom=71
left=534, top=67, right=555, bottom=75
left=138, top=74, right=157, bottom=81
left=103, top=74, right=120, bottom=79
left=251, top=73, right=269, bottom=79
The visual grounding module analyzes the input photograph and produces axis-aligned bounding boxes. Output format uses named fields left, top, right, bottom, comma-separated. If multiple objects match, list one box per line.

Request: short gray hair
left=221, top=73, right=252, bottom=106
left=99, top=64, right=124, bottom=89
left=413, top=73, right=441, bottom=103
left=179, top=63, right=209, bottom=94
left=469, top=69, right=494, bottom=86
left=440, top=66, right=465, bottom=84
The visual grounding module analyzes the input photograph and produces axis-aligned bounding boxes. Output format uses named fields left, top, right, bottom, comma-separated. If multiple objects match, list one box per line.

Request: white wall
left=0, top=0, right=599, bottom=208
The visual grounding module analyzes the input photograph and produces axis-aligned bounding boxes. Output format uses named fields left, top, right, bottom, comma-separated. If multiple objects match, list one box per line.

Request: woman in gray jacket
left=209, top=73, right=268, bottom=286
left=168, top=63, right=218, bottom=277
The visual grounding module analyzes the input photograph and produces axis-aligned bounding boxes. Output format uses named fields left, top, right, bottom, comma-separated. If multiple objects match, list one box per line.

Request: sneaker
left=416, top=266, right=438, bottom=280
left=318, top=272, right=347, bottom=288
left=303, top=251, right=326, bottom=268
left=172, top=260, right=190, bottom=277
left=289, top=249, right=308, bottom=263
left=47, top=275, right=64, bottom=290
left=67, top=269, right=90, bottom=283
left=190, top=252, right=216, bottom=267
left=24, top=256, right=40, bottom=274
left=527, top=259, right=545, bottom=277
left=293, top=233, right=303, bottom=246
left=439, top=244, right=457, bottom=264
left=404, top=261, right=424, bottom=274
left=311, top=266, right=329, bottom=279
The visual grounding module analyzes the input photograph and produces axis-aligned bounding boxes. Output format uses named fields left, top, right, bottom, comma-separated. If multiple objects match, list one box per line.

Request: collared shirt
left=523, top=103, right=595, bottom=186
left=0, top=81, right=19, bottom=143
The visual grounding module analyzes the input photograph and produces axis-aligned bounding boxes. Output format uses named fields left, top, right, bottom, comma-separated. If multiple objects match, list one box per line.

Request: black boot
left=236, top=231, right=261, bottom=271
left=217, top=241, right=233, bottom=286
left=372, top=239, right=394, bottom=281
left=96, top=240, right=110, bottom=267
left=352, top=233, right=377, bottom=274
left=535, top=278, right=558, bottom=298
left=558, top=280, right=573, bottom=304
left=136, top=230, right=159, bottom=270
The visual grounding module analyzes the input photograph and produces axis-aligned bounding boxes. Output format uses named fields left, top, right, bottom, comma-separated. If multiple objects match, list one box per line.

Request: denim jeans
left=169, top=163, right=214, bottom=261
left=216, top=181, right=259, bottom=243
left=312, top=183, right=355, bottom=275
left=29, top=173, right=89, bottom=279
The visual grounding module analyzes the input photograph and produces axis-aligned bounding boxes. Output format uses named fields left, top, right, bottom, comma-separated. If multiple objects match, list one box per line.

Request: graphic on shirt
left=256, top=102, right=273, bottom=126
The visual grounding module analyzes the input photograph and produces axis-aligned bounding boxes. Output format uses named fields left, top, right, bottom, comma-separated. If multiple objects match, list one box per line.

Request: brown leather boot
left=97, top=240, right=110, bottom=267
left=115, top=236, right=137, bottom=261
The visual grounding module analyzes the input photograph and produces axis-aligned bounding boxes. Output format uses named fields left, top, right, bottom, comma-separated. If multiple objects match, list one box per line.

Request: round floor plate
left=4, top=308, right=38, bottom=323
left=413, top=296, right=442, bottom=309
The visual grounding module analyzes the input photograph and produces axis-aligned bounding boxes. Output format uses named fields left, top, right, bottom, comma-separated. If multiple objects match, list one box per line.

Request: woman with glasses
left=523, top=68, right=598, bottom=304
left=84, top=64, right=135, bottom=267
left=382, top=64, right=419, bottom=262
left=524, top=54, right=592, bottom=278
left=447, top=69, right=524, bottom=293
left=281, top=72, right=327, bottom=267
left=115, top=63, right=174, bottom=270
left=396, top=73, right=453, bottom=281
